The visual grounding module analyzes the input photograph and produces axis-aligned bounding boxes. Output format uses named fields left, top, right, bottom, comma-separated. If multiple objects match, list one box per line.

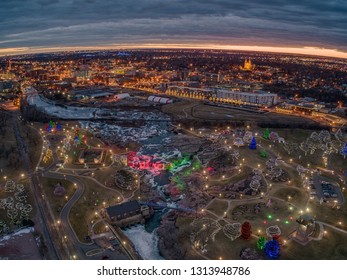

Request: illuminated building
left=106, top=200, right=151, bottom=227
left=241, top=58, right=255, bottom=71
left=167, top=86, right=278, bottom=106
left=216, top=89, right=278, bottom=106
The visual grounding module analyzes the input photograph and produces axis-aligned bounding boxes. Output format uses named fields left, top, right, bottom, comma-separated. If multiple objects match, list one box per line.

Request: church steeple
left=241, top=58, right=254, bottom=71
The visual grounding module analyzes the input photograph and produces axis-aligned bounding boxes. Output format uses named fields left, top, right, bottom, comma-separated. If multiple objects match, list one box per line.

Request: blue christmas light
left=249, top=137, right=257, bottom=149
left=265, top=240, right=280, bottom=259
left=342, top=143, right=347, bottom=156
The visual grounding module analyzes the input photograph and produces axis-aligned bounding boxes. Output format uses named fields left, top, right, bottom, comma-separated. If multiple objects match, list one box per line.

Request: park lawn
left=92, top=220, right=108, bottom=235
left=273, top=128, right=312, bottom=143
left=205, top=230, right=258, bottom=260
left=69, top=177, right=122, bottom=242
left=39, top=176, right=76, bottom=218
left=329, top=153, right=347, bottom=171
left=206, top=200, right=228, bottom=217
left=238, top=147, right=269, bottom=169
left=92, top=165, right=120, bottom=187
left=228, top=199, right=297, bottom=237
left=211, top=165, right=253, bottom=187
left=272, top=186, right=308, bottom=208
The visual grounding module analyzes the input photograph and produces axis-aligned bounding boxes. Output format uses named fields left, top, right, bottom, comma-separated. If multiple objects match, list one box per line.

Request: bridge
left=139, top=201, right=195, bottom=212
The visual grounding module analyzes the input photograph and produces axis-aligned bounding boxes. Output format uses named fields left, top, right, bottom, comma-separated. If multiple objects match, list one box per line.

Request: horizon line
left=1, top=44, right=347, bottom=59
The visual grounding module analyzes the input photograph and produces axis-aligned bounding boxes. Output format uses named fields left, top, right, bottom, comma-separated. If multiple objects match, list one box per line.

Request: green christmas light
left=257, top=236, right=266, bottom=250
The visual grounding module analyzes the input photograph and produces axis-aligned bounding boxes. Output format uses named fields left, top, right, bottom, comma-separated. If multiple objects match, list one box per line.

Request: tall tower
left=8, top=59, right=12, bottom=72
left=292, top=214, right=316, bottom=245
left=241, top=58, right=254, bottom=71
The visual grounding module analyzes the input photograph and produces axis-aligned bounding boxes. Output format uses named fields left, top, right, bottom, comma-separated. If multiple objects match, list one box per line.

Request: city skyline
left=1, top=0, right=347, bottom=58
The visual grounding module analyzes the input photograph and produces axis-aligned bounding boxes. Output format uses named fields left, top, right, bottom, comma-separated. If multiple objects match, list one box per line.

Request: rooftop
left=106, top=200, right=141, bottom=218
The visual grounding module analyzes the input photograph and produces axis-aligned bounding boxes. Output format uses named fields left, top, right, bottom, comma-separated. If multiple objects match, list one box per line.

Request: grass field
left=206, top=200, right=228, bottom=217
left=163, top=100, right=319, bottom=127
left=69, top=177, right=122, bottom=242
left=39, top=176, right=76, bottom=218
left=272, top=187, right=308, bottom=207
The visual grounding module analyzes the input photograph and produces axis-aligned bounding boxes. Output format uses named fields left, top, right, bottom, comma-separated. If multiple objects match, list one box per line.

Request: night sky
left=1, top=0, right=347, bottom=57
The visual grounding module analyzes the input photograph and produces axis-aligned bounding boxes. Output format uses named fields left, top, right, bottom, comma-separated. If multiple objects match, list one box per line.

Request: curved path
left=43, top=171, right=99, bottom=259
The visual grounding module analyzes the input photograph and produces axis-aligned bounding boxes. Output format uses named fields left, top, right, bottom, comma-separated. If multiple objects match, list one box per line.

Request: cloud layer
left=1, top=0, right=346, bottom=55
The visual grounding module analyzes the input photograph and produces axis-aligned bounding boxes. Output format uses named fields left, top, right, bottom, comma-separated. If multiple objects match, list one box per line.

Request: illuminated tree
left=269, top=131, right=279, bottom=142
left=249, top=137, right=257, bottom=150
left=283, top=141, right=298, bottom=155
left=272, top=234, right=282, bottom=246
left=265, top=240, right=280, bottom=258
left=261, top=149, right=267, bottom=158
left=263, top=128, right=270, bottom=139
left=241, top=221, right=252, bottom=240
left=43, top=149, right=52, bottom=163
left=342, top=143, right=347, bottom=159
left=257, top=236, right=266, bottom=250
left=299, top=141, right=310, bottom=156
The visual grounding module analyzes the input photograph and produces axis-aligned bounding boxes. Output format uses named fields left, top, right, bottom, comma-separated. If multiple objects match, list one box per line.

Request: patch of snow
left=0, top=227, right=34, bottom=242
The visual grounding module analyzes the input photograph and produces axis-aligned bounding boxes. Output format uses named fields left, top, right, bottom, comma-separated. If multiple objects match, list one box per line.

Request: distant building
left=148, top=95, right=173, bottom=104
left=240, top=58, right=255, bottom=71
left=216, top=89, right=278, bottom=106
left=177, top=69, right=189, bottom=81
left=166, top=86, right=278, bottom=106
left=105, top=200, right=151, bottom=228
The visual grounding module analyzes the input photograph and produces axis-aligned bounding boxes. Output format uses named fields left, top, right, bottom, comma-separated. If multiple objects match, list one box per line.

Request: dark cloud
left=0, top=0, right=346, bottom=53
